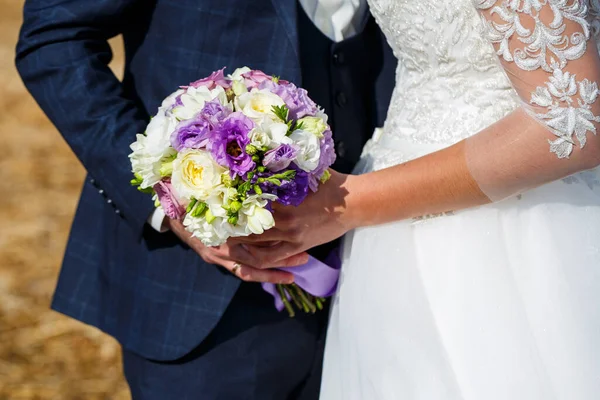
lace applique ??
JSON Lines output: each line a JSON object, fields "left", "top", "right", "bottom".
{"left": 474, "top": 0, "right": 600, "bottom": 158}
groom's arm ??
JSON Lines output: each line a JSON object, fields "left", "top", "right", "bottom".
{"left": 15, "top": 0, "right": 154, "bottom": 235}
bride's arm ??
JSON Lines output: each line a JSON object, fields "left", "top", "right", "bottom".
{"left": 240, "top": 1, "right": 600, "bottom": 263}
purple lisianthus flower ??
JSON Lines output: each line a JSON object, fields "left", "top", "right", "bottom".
{"left": 186, "top": 68, "right": 231, "bottom": 90}
{"left": 154, "top": 180, "right": 185, "bottom": 220}
{"left": 260, "top": 167, "right": 310, "bottom": 207}
{"left": 209, "top": 112, "right": 255, "bottom": 177}
{"left": 171, "top": 116, "right": 212, "bottom": 151}
{"left": 202, "top": 100, "right": 232, "bottom": 125}
{"left": 308, "top": 129, "right": 336, "bottom": 191}
{"left": 263, "top": 144, "right": 299, "bottom": 172}
{"left": 259, "top": 80, "right": 318, "bottom": 120}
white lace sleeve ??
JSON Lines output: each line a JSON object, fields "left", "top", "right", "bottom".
{"left": 465, "top": 0, "right": 600, "bottom": 201}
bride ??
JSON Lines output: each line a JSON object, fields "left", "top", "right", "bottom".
{"left": 246, "top": 0, "right": 600, "bottom": 398}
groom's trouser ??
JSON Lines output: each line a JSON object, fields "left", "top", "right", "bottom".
{"left": 122, "top": 282, "right": 328, "bottom": 399}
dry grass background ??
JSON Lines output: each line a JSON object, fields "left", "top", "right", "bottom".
{"left": 0, "top": 1, "right": 130, "bottom": 398}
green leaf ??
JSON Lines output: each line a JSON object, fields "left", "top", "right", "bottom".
{"left": 272, "top": 105, "right": 290, "bottom": 123}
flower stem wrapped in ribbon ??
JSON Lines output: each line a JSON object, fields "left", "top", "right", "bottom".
{"left": 129, "top": 67, "right": 339, "bottom": 316}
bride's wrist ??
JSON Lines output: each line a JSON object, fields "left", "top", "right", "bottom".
{"left": 339, "top": 173, "right": 369, "bottom": 231}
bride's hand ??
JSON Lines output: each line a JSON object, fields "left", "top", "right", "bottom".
{"left": 237, "top": 170, "right": 358, "bottom": 265}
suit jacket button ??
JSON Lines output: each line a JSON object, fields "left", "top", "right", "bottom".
{"left": 333, "top": 51, "right": 345, "bottom": 66}
{"left": 336, "top": 141, "right": 346, "bottom": 157}
{"left": 98, "top": 189, "right": 104, "bottom": 195}
{"left": 107, "top": 199, "right": 113, "bottom": 204}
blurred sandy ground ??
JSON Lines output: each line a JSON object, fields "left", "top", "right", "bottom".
{"left": 0, "top": 1, "right": 130, "bottom": 398}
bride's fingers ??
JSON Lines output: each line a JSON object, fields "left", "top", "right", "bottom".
{"left": 230, "top": 229, "right": 287, "bottom": 244}
{"left": 225, "top": 260, "right": 294, "bottom": 284}
{"left": 243, "top": 243, "right": 308, "bottom": 269}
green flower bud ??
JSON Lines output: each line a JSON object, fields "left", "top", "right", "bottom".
{"left": 229, "top": 201, "right": 243, "bottom": 213}
{"left": 257, "top": 166, "right": 266, "bottom": 173}
{"left": 252, "top": 154, "right": 260, "bottom": 163}
{"left": 159, "top": 160, "right": 174, "bottom": 178}
{"left": 222, "top": 172, "right": 235, "bottom": 187}
{"left": 186, "top": 198, "right": 198, "bottom": 214}
{"left": 245, "top": 144, "right": 258, "bottom": 155}
{"left": 227, "top": 215, "right": 239, "bottom": 225}
{"left": 319, "top": 170, "right": 331, "bottom": 184}
{"left": 253, "top": 184, "right": 263, "bottom": 195}
{"left": 191, "top": 202, "right": 208, "bottom": 218}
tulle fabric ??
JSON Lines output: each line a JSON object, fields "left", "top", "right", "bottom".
{"left": 321, "top": 177, "right": 600, "bottom": 399}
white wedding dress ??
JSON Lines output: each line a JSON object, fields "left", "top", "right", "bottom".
{"left": 321, "top": 1, "right": 600, "bottom": 399}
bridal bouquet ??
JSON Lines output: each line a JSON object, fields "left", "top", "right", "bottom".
{"left": 129, "top": 67, "right": 340, "bottom": 316}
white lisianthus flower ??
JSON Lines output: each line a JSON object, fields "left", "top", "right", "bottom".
{"left": 297, "top": 116, "right": 327, "bottom": 138}
{"left": 161, "top": 88, "right": 185, "bottom": 109}
{"left": 172, "top": 86, "right": 228, "bottom": 120}
{"left": 171, "top": 149, "right": 226, "bottom": 201}
{"left": 228, "top": 66, "right": 251, "bottom": 82}
{"left": 235, "top": 89, "right": 285, "bottom": 123}
{"left": 232, "top": 80, "right": 248, "bottom": 96}
{"left": 289, "top": 129, "right": 321, "bottom": 172}
{"left": 260, "top": 120, "right": 293, "bottom": 148}
{"left": 238, "top": 195, "right": 276, "bottom": 235}
{"left": 249, "top": 129, "right": 271, "bottom": 148}
{"left": 129, "top": 107, "right": 179, "bottom": 188}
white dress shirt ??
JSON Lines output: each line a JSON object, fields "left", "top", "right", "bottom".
{"left": 299, "top": 0, "right": 368, "bottom": 42}
{"left": 149, "top": 0, "right": 368, "bottom": 232}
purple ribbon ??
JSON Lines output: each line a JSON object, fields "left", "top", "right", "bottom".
{"left": 262, "top": 251, "right": 341, "bottom": 312}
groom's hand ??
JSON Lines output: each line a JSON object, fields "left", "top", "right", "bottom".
{"left": 166, "top": 218, "right": 303, "bottom": 284}
{"left": 237, "top": 170, "right": 355, "bottom": 266}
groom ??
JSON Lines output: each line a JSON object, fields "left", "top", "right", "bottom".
{"left": 16, "top": 0, "right": 396, "bottom": 398}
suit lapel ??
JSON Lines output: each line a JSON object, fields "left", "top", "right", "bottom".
{"left": 270, "top": 0, "right": 300, "bottom": 60}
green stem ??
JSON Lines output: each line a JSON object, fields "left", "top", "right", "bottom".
{"left": 284, "top": 285, "right": 303, "bottom": 310}
{"left": 292, "top": 284, "right": 316, "bottom": 313}
{"left": 276, "top": 284, "right": 295, "bottom": 318}
{"left": 315, "top": 297, "right": 323, "bottom": 311}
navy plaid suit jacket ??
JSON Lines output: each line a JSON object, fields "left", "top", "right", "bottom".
{"left": 15, "top": 0, "right": 395, "bottom": 361}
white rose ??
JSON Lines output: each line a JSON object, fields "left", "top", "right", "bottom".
{"left": 289, "top": 129, "right": 321, "bottom": 172}
{"left": 171, "top": 149, "right": 226, "bottom": 201}
{"left": 235, "top": 89, "right": 285, "bottom": 122}
{"left": 172, "top": 86, "right": 227, "bottom": 120}
{"left": 228, "top": 66, "right": 251, "bottom": 82}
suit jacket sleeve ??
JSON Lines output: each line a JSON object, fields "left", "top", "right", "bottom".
{"left": 15, "top": 0, "right": 155, "bottom": 235}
